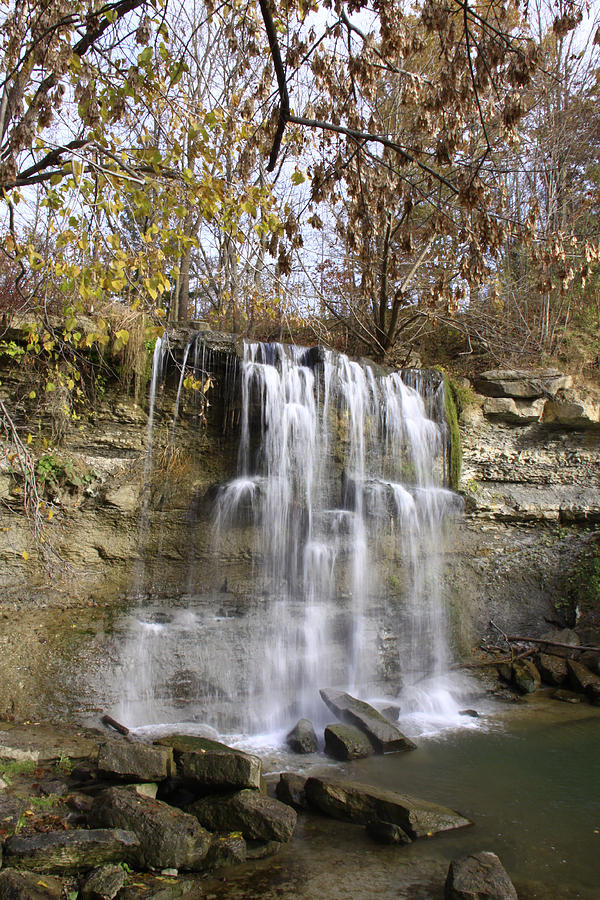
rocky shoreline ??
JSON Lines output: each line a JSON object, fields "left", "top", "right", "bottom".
{"left": 0, "top": 712, "right": 511, "bottom": 900}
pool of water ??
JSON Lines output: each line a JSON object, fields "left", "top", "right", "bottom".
{"left": 192, "top": 695, "right": 600, "bottom": 899}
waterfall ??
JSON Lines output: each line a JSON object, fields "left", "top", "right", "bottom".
{"left": 114, "top": 338, "right": 463, "bottom": 735}
{"left": 211, "top": 342, "right": 460, "bottom": 731}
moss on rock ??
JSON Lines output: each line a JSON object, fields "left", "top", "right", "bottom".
{"left": 443, "top": 375, "right": 462, "bottom": 491}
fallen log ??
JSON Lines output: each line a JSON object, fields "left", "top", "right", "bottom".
{"left": 505, "top": 635, "right": 600, "bottom": 653}
{"left": 101, "top": 714, "right": 129, "bottom": 736}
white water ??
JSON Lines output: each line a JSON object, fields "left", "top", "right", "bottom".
{"left": 114, "top": 340, "right": 467, "bottom": 736}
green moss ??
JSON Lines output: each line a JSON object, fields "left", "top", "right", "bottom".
{"left": 443, "top": 375, "right": 462, "bottom": 491}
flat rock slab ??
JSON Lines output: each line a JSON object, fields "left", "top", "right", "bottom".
{"left": 324, "top": 723, "right": 376, "bottom": 760}
{"left": 0, "top": 724, "right": 99, "bottom": 764}
{"left": 304, "top": 777, "right": 472, "bottom": 839}
{"left": 98, "top": 738, "right": 174, "bottom": 782}
{"left": 91, "top": 786, "right": 211, "bottom": 871}
{"left": 189, "top": 789, "right": 297, "bottom": 843}
{"left": 155, "top": 736, "right": 261, "bottom": 790}
{"left": 473, "top": 369, "right": 571, "bottom": 399}
{"left": 445, "top": 851, "right": 518, "bottom": 899}
{"left": 4, "top": 828, "right": 140, "bottom": 873}
{"left": 319, "top": 689, "right": 416, "bottom": 753}
{"left": 286, "top": 718, "right": 318, "bottom": 754}
{"left": 0, "top": 868, "right": 66, "bottom": 899}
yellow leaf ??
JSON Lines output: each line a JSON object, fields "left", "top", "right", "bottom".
{"left": 48, "top": 510, "right": 53, "bottom": 521}
{"left": 22, "top": 550, "right": 29, "bottom": 560}
{"left": 28, "top": 391, "right": 36, "bottom": 400}
{"left": 26, "top": 433, "right": 32, "bottom": 444}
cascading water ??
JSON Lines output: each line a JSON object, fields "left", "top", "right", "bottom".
{"left": 113, "top": 338, "right": 466, "bottom": 737}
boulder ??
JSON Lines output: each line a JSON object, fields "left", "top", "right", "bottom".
{"left": 482, "top": 397, "right": 545, "bottom": 424}
{"left": 304, "top": 777, "right": 471, "bottom": 838}
{"left": 512, "top": 660, "right": 541, "bottom": 694}
{"left": 473, "top": 369, "right": 571, "bottom": 399}
{"left": 0, "top": 868, "right": 65, "bottom": 899}
{"left": 275, "top": 772, "right": 309, "bottom": 811}
{"left": 80, "top": 864, "right": 127, "bottom": 900}
{"left": 155, "top": 736, "right": 261, "bottom": 790}
{"left": 97, "top": 738, "right": 174, "bottom": 782}
{"left": 445, "top": 850, "right": 518, "bottom": 899}
{"left": 324, "top": 723, "right": 376, "bottom": 760}
{"left": 204, "top": 833, "right": 247, "bottom": 870}
{"left": 90, "top": 786, "right": 211, "bottom": 871}
{"left": 567, "top": 659, "right": 600, "bottom": 694}
{"left": 188, "top": 789, "right": 297, "bottom": 843}
{"left": 319, "top": 689, "right": 416, "bottom": 753}
{"left": 543, "top": 390, "right": 599, "bottom": 429}
{"left": 365, "top": 820, "right": 412, "bottom": 845}
{"left": 3, "top": 829, "right": 140, "bottom": 874}
{"left": 536, "top": 653, "right": 568, "bottom": 686}
{"left": 285, "top": 718, "right": 318, "bottom": 754}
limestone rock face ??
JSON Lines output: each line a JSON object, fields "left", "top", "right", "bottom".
{"left": 319, "top": 689, "right": 416, "bottom": 753}
{"left": 304, "top": 777, "right": 472, "bottom": 838}
{"left": 90, "top": 786, "right": 211, "bottom": 871}
{"left": 155, "top": 736, "right": 262, "bottom": 790}
{"left": 4, "top": 829, "right": 140, "bottom": 873}
{"left": 188, "top": 789, "right": 297, "bottom": 843}
{"left": 445, "top": 851, "right": 518, "bottom": 900}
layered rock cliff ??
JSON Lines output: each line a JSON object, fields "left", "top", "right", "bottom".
{"left": 0, "top": 331, "right": 598, "bottom": 719}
